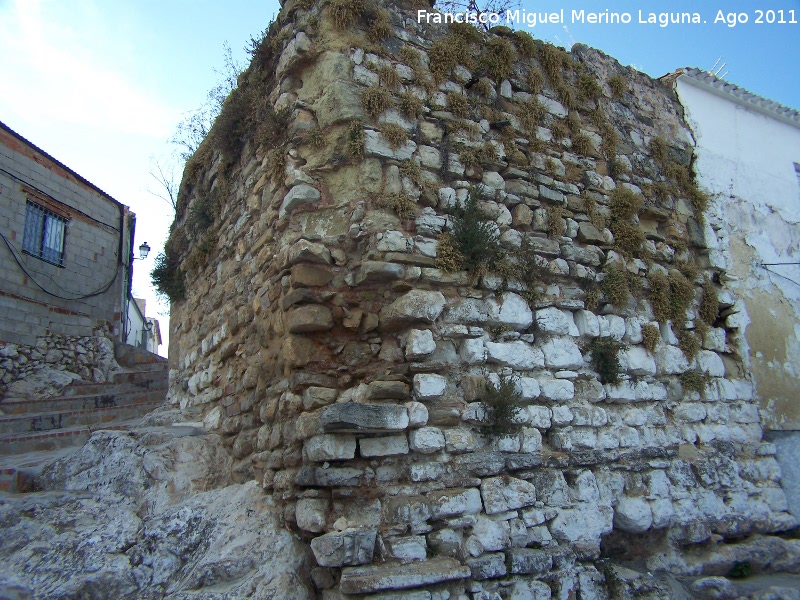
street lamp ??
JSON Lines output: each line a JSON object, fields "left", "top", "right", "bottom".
{"left": 133, "top": 242, "right": 151, "bottom": 261}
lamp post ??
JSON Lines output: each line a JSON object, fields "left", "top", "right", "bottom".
{"left": 133, "top": 241, "right": 151, "bottom": 261}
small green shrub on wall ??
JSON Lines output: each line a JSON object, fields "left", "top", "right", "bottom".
{"left": 436, "top": 194, "right": 500, "bottom": 280}
{"left": 588, "top": 337, "right": 625, "bottom": 384}
{"left": 483, "top": 372, "right": 522, "bottom": 435}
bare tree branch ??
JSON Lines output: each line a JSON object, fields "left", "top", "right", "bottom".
{"left": 147, "top": 155, "right": 179, "bottom": 212}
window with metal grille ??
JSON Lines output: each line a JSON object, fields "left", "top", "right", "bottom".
{"left": 22, "top": 200, "right": 67, "bottom": 267}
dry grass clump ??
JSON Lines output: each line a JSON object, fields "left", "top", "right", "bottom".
{"left": 330, "top": 0, "right": 365, "bottom": 29}
{"left": 584, "top": 286, "right": 600, "bottom": 311}
{"left": 602, "top": 266, "right": 631, "bottom": 309}
{"left": 678, "top": 329, "right": 701, "bottom": 361}
{"left": 347, "top": 120, "right": 364, "bottom": 158}
{"left": 446, "top": 92, "right": 470, "bottom": 119}
{"left": 551, "top": 120, "right": 569, "bottom": 141}
{"left": 398, "top": 90, "right": 424, "bottom": 118}
{"left": 611, "top": 220, "right": 645, "bottom": 258}
{"left": 610, "top": 187, "right": 643, "bottom": 220}
{"left": 527, "top": 68, "right": 544, "bottom": 94}
{"left": 567, "top": 111, "right": 581, "bottom": 132}
{"left": 578, "top": 74, "right": 602, "bottom": 100}
{"left": 435, "top": 232, "right": 467, "bottom": 272}
{"left": 380, "top": 123, "right": 408, "bottom": 149}
{"left": 307, "top": 127, "right": 325, "bottom": 149}
{"left": 641, "top": 323, "right": 660, "bottom": 353}
{"left": 516, "top": 98, "right": 546, "bottom": 135}
{"left": 429, "top": 34, "right": 470, "bottom": 82}
{"left": 376, "top": 192, "right": 416, "bottom": 219}
{"left": 680, "top": 369, "right": 706, "bottom": 393}
{"left": 512, "top": 30, "right": 538, "bottom": 59}
{"left": 608, "top": 74, "right": 627, "bottom": 98}
{"left": 361, "top": 85, "right": 393, "bottom": 118}
{"left": 557, "top": 84, "right": 579, "bottom": 111}
{"left": 481, "top": 37, "right": 515, "bottom": 82}
{"left": 265, "top": 148, "right": 287, "bottom": 183}
{"left": 377, "top": 65, "right": 400, "bottom": 90}
{"left": 398, "top": 45, "right": 420, "bottom": 67}
{"left": 649, "top": 136, "right": 669, "bottom": 165}
{"left": 699, "top": 280, "right": 719, "bottom": 324}
{"left": 540, "top": 43, "right": 570, "bottom": 82}
{"left": 546, "top": 205, "right": 566, "bottom": 238}
{"left": 600, "top": 124, "right": 619, "bottom": 160}
{"left": 399, "top": 160, "right": 422, "bottom": 186}
{"left": 571, "top": 132, "right": 593, "bottom": 156}
{"left": 474, "top": 77, "right": 494, "bottom": 98}
{"left": 649, "top": 270, "right": 695, "bottom": 323}
{"left": 367, "top": 7, "right": 392, "bottom": 42}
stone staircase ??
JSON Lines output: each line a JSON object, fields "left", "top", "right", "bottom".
{"left": 0, "top": 345, "right": 168, "bottom": 492}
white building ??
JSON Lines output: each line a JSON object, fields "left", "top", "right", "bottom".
{"left": 667, "top": 68, "right": 800, "bottom": 514}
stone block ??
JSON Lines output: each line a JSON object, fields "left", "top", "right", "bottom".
{"left": 575, "top": 310, "right": 600, "bottom": 337}
{"left": 368, "top": 380, "right": 411, "bottom": 400}
{"left": 311, "top": 71, "right": 362, "bottom": 126}
{"left": 305, "top": 434, "right": 357, "bottom": 461}
{"left": 279, "top": 184, "right": 321, "bottom": 218}
{"left": 409, "top": 427, "right": 446, "bottom": 454}
{"left": 287, "top": 305, "right": 333, "bottom": 333}
{"left": 614, "top": 497, "right": 653, "bottom": 533}
{"left": 360, "top": 435, "right": 409, "bottom": 457}
{"left": 338, "top": 558, "right": 470, "bottom": 594}
{"left": 481, "top": 476, "right": 537, "bottom": 514}
{"left": 507, "top": 548, "right": 553, "bottom": 575}
{"left": 541, "top": 338, "right": 584, "bottom": 369}
{"left": 466, "top": 553, "right": 507, "bottom": 580}
{"left": 413, "top": 373, "right": 447, "bottom": 400}
{"left": 296, "top": 498, "right": 329, "bottom": 532}
{"left": 486, "top": 292, "right": 533, "bottom": 330}
{"left": 517, "top": 377, "right": 540, "bottom": 400}
{"left": 549, "top": 505, "right": 613, "bottom": 543}
{"left": 427, "top": 487, "right": 483, "bottom": 518}
{"left": 303, "top": 386, "right": 338, "bottom": 410}
{"left": 291, "top": 263, "right": 334, "bottom": 287}
{"left": 310, "top": 529, "right": 377, "bottom": 567}
{"left": 295, "top": 466, "right": 365, "bottom": 487}
{"left": 535, "top": 307, "right": 575, "bottom": 336}
{"left": 621, "top": 346, "right": 656, "bottom": 376}
{"left": 380, "top": 290, "right": 446, "bottom": 328}
{"left": 460, "top": 338, "right": 486, "bottom": 364}
{"left": 405, "top": 401, "right": 429, "bottom": 427}
{"left": 485, "top": 341, "right": 545, "bottom": 370}
{"left": 656, "top": 345, "right": 689, "bottom": 375}
{"left": 406, "top": 329, "right": 436, "bottom": 359}
{"left": 319, "top": 402, "right": 409, "bottom": 433}
{"left": 382, "top": 535, "right": 427, "bottom": 562}
{"left": 364, "top": 129, "right": 417, "bottom": 160}
{"left": 539, "top": 379, "right": 574, "bottom": 401}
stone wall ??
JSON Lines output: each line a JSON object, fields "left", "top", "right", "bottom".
{"left": 165, "top": 1, "right": 797, "bottom": 597}
{"left": 0, "top": 327, "right": 119, "bottom": 399}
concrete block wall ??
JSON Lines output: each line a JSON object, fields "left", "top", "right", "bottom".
{"left": 0, "top": 123, "right": 129, "bottom": 346}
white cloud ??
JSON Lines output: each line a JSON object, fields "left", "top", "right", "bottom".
{"left": 0, "top": 0, "right": 177, "bottom": 139}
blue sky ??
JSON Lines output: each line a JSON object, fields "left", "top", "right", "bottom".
{"left": 0, "top": 0, "right": 797, "bottom": 353}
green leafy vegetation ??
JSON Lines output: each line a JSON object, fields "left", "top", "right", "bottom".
{"left": 589, "top": 337, "right": 624, "bottom": 384}
{"left": 483, "top": 372, "right": 523, "bottom": 435}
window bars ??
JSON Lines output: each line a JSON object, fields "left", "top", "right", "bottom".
{"left": 22, "top": 200, "right": 67, "bottom": 266}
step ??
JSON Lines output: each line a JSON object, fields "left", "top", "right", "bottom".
{"left": 0, "top": 424, "right": 134, "bottom": 456}
{"left": 111, "top": 369, "right": 169, "bottom": 387}
{"left": 0, "top": 447, "right": 79, "bottom": 493}
{"left": 55, "top": 376, "right": 168, "bottom": 399}
{"left": 0, "top": 401, "right": 163, "bottom": 436}
{"left": 0, "top": 388, "right": 167, "bottom": 416}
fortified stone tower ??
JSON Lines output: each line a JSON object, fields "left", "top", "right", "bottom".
{"left": 161, "top": 0, "right": 798, "bottom": 596}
